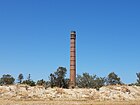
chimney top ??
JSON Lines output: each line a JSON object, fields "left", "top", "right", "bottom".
{"left": 71, "top": 31, "right": 76, "bottom": 34}
{"left": 70, "top": 31, "right": 76, "bottom": 39}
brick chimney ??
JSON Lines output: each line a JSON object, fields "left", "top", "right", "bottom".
{"left": 69, "top": 31, "right": 76, "bottom": 88}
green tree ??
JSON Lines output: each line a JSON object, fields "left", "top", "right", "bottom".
{"left": 76, "top": 73, "right": 105, "bottom": 89}
{"left": 0, "top": 74, "right": 15, "bottom": 85}
{"left": 106, "top": 72, "right": 122, "bottom": 85}
{"left": 36, "top": 79, "right": 46, "bottom": 86}
{"left": 22, "top": 80, "right": 36, "bottom": 86}
{"left": 94, "top": 77, "right": 106, "bottom": 90}
{"left": 54, "top": 67, "right": 67, "bottom": 87}
{"left": 136, "top": 72, "right": 140, "bottom": 85}
{"left": 63, "top": 78, "right": 70, "bottom": 88}
{"left": 27, "top": 74, "right": 31, "bottom": 81}
{"left": 50, "top": 73, "right": 56, "bottom": 88}
{"left": 49, "top": 67, "right": 67, "bottom": 88}
{"left": 76, "top": 73, "right": 96, "bottom": 88}
{"left": 0, "top": 78, "right": 2, "bottom": 85}
{"left": 18, "top": 73, "right": 24, "bottom": 84}
{"left": 22, "top": 74, "right": 35, "bottom": 86}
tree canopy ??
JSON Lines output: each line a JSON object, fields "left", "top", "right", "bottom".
{"left": 49, "top": 67, "right": 69, "bottom": 88}
{"left": 76, "top": 73, "right": 105, "bottom": 90}
{"left": 0, "top": 74, "right": 15, "bottom": 85}
{"left": 106, "top": 72, "right": 122, "bottom": 85}
{"left": 18, "top": 73, "right": 24, "bottom": 84}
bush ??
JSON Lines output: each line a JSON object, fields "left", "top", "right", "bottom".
{"left": 22, "top": 74, "right": 36, "bottom": 86}
{"left": 36, "top": 79, "right": 46, "bottom": 86}
{"left": 0, "top": 74, "right": 15, "bottom": 85}
{"left": 22, "top": 80, "right": 36, "bottom": 86}
{"left": 76, "top": 73, "right": 96, "bottom": 88}
{"left": 18, "top": 73, "right": 24, "bottom": 84}
{"left": 136, "top": 72, "right": 140, "bottom": 84}
{"left": 76, "top": 73, "right": 105, "bottom": 90}
{"left": 106, "top": 72, "right": 122, "bottom": 85}
{"left": 49, "top": 67, "right": 68, "bottom": 88}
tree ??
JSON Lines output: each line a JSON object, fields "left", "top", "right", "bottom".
{"left": 94, "top": 77, "right": 106, "bottom": 90}
{"left": 0, "top": 78, "right": 3, "bottom": 85}
{"left": 136, "top": 72, "right": 140, "bottom": 85}
{"left": 76, "top": 73, "right": 96, "bottom": 88}
{"left": 18, "top": 73, "right": 24, "bottom": 84}
{"left": 36, "top": 79, "right": 46, "bottom": 86}
{"left": 49, "top": 67, "right": 67, "bottom": 88}
{"left": 54, "top": 67, "right": 67, "bottom": 87}
{"left": 76, "top": 73, "right": 105, "bottom": 89}
{"left": 22, "top": 74, "right": 35, "bottom": 86}
{"left": 50, "top": 73, "right": 56, "bottom": 88}
{"left": 22, "top": 80, "right": 36, "bottom": 86}
{"left": 106, "top": 72, "right": 122, "bottom": 85}
{"left": 27, "top": 74, "right": 31, "bottom": 81}
{"left": 0, "top": 74, "right": 15, "bottom": 85}
{"left": 63, "top": 78, "right": 70, "bottom": 88}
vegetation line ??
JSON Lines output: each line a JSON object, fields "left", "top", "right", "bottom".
{"left": 0, "top": 67, "right": 140, "bottom": 89}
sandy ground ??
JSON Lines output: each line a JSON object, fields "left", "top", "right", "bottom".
{"left": 0, "top": 100, "right": 140, "bottom": 105}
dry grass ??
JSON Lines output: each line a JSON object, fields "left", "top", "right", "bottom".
{"left": 0, "top": 100, "right": 140, "bottom": 105}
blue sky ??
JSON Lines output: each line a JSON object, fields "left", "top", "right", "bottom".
{"left": 0, "top": 0, "right": 140, "bottom": 83}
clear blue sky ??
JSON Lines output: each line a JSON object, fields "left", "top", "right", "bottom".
{"left": 0, "top": 0, "right": 140, "bottom": 83}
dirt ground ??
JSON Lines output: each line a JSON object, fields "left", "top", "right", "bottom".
{"left": 0, "top": 100, "right": 140, "bottom": 105}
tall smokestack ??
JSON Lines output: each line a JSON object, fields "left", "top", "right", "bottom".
{"left": 70, "top": 31, "right": 76, "bottom": 88}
